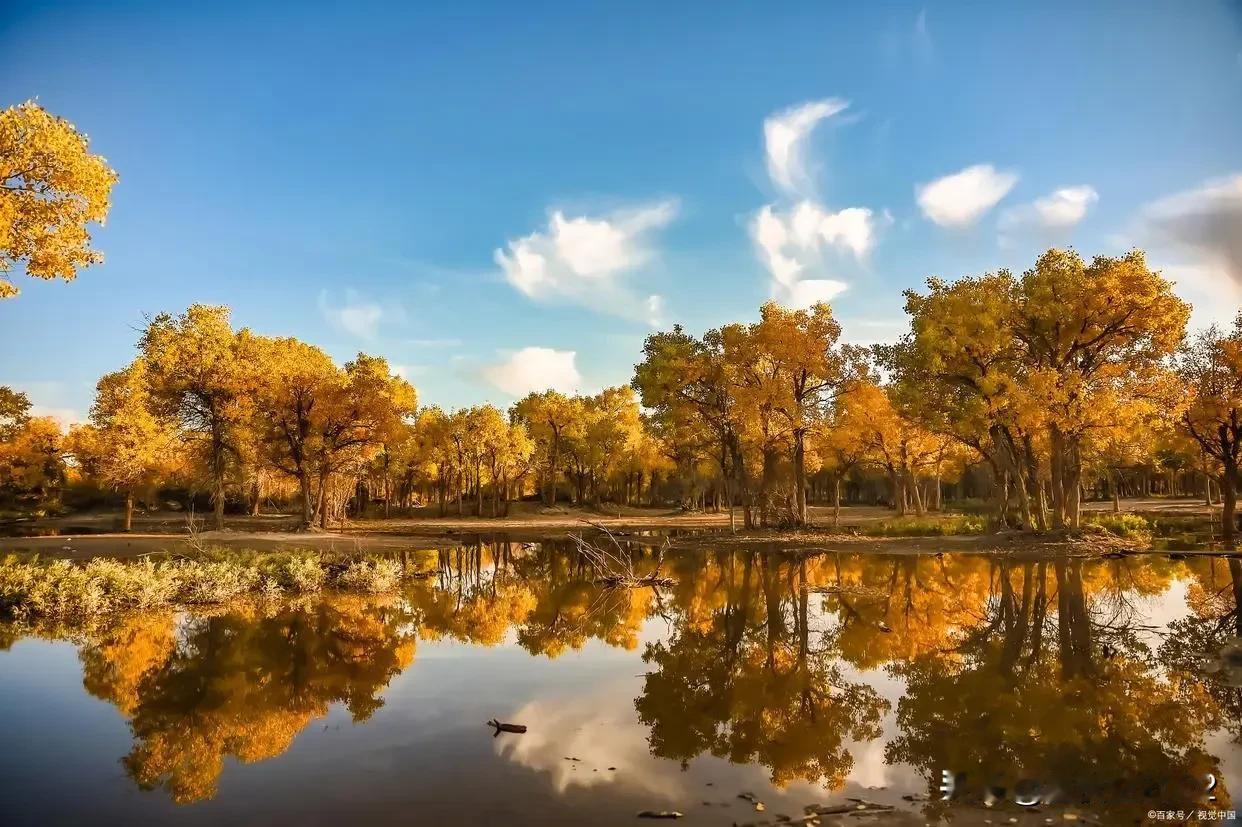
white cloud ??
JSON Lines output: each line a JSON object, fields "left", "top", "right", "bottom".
{"left": 318, "top": 289, "right": 394, "bottom": 340}
{"left": 1001, "top": 185, "right": 1098, "bottom": 232}
{"left": 1143, "top": 174, "right": 1242, "bottom": 290}
{"left": 751, "top": 202, "right": 875, "bottom": 307}
{"left": 752, "top": 99, "right": 878, "bottom": 308}
{"left": 481, "top": 347, "right": 581, "bottom": 397}
{"left": 764, "top": 98, "right": 849, "bottom": 197}
{"left": 644, "top": 294, "right": 665, "bottom": 328}
{"left": 1162, "top": 261, "right": 1242, "bottom": 332}
{"left": 495, "top": 201, "right": 677, "bottom": 324}
{"left": 917, "top": 164, "right": 1019, "bottom": 227}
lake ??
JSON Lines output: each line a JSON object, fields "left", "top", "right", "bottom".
{"left": 2, "top": 542, "right": 1240, "bottom": 825}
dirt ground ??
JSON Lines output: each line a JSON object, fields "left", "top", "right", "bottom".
{"left": 0, "top": 498, "right": 1220, "bottom": 560}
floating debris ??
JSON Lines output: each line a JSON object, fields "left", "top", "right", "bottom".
{"left": 636, "top": 810, "right": 683, "bottom": 819}
{"left": 486, "top": 719, "right": 526, "bottom": 735}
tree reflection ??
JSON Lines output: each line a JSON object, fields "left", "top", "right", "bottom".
{"left": 885, "top": 555, "right": 1227, "bottom": 822}
{"left": 637, "top": 552, "right": 888, "bottom": 787}
{"left": 4, "top": 540, "right": 1235, "bottom": 817}
{"left": 78, "top": 596, "right": 416, "bottom": 803}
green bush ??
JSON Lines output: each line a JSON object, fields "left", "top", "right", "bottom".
{"left": 1083, "top": 512, "right": 1152, "bottom": 539}
{"left": 862, "top": 514, "right": 987, "bottom": 537}
{"left": 279, "top": 554, "right": 328, "bottom": 592}
{"left": 337, "top": 559, "right": 403, "bottom": 593}
{"left": 0, "top": 548, "right": 416, "bottom": 621}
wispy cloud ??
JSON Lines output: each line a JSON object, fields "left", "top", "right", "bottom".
{"left": 917, "top": 164, "right": 1018, "bottom": 228}
{"left": 480, "top": 346, "right": 581, "bottom": 397}
{"left": 318, "top": 289, "right": 401, "bottom": 340}
{"left": 764, "top": 98, "right": 849, "bottom": 198}
{"left": 495, "top": 201, "right": 677, "bottom": 326}
{"left": 751, "top": 99, "right": 879, "bottom": 309}
{"left": 998, "top": 185, "right": 1098, "bottom": 243}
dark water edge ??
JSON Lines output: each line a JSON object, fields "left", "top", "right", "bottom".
{"left": 2, "top": 544, "right": 1242, "bottom": 826}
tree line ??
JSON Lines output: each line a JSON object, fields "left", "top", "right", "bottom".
{"left": 4, "top": 248, "right": 1242, "bottom": 543}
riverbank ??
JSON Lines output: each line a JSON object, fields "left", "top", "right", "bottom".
{"left": 0, "top": 498, "right": 1223, "bottom": 560}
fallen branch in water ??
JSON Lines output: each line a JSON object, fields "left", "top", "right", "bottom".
{"left": 636, "top": 811, "right": 683, "bottom": 819}
{"left": 487, "top": 719, "right": 526, "bottom": 735}
{"left": 571, "top": 527, "right": 674, "bottom": 588}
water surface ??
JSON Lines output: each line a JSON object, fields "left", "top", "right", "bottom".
{"left": 2, "top": 544, "right": 1241, "bottom": 825}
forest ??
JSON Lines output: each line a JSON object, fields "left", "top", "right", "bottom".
{"left": 3, "top": 249, "right": 1241, "bottom": 545}
{"left": 4, "top": 101, "right": 1242, "bottom": 544}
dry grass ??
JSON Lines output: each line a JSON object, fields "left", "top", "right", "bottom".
{"left": 0, "top": 546, "right": 431, "bottom": 621}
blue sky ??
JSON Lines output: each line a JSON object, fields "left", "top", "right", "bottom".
{"left": 2, "top": 0, "right": 1241, "bottom": 423}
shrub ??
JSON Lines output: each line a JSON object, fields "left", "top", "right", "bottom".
{"left": 177, "top": 560, "right": 260, "bottom": 604}
{"left": 0, "top": 547, "right": 413, "bottom": 622}
{"left": 335, "top": 558, "right": 403, "bottom": 593}
{"left": 1083, "top": 512, "right": 1152, "bottom": 539}
{"left": 862, "top": 514, "right": 987, "bottom": 537}
{"left": 279, "top": 554, "right": 328, "bottom": 592}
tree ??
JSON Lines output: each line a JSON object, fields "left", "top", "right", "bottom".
{"left": 1178, "top": 319, "right": 1242, "bottom": 549}
{"left": 885, "top": 249, "right": 1189, "bottom": 530}
{"left": 748, "top": 302, "right": 851, "bottom": 525}
{"left": 140, "top": 305, "right": 251, "bottom": 530}
{"left": 0, "top": 101, "right": 118, "bottom": 298}
{"left": 634, "top": 325, "right": 749, "bottom": 528}
{"left": 248, "top": 336, "right": 341, "bottom": 529}
{"left": 0, "top": 386, "right": 32, "bottom": 438}
{"left": 1013, "top": 250, "right": 1189, "bottom": 528}
{"left": 308, "top": 354, "right": 416, "bottom": 528}
{"left": 0, "top": 415, "right": 65, "bottom": 505}
{"left": 68, "top": 359, "right": 182, "bottom": 530}
{"left": 512, "top": 390, "right": 580, "bottom": 506}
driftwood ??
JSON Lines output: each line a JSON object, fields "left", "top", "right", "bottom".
{"left": 804, "top": 800, "right": 894, "bottom": 816}
{"left": 636, "top": 811, "right": 683, "bottom": 819}
{"left": 487, "top": 719, "right": 526, "bottom": 735}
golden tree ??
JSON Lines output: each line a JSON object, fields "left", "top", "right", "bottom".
{"left": 0, "top": 101, "right": 118, "bottom": 298}
{"left": 139, "top": 305, "right": 252, "bottom": 530}
{"left": 1179, "top": 318, "right": 1242, "bottom": 548}
{"left": 511, "top": 390, "right": 581, "bottom": 506}
{"left": 68, "top": 359, "right": 182, "bottom": 530}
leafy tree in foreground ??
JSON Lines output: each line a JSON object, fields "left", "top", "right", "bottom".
{"left": 0, "top": 101, "right": 117, "bottom": 298}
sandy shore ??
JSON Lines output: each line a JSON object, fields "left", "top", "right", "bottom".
{"left": 0, "top": 498, "right": 1222, "bottom": 560}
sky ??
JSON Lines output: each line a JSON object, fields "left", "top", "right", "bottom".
{"left": 2, "top": 0, "right": 1241, "bottom": 424}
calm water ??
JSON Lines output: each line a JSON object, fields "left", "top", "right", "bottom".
{"left": 3, "top": 544, "right": 1241, "bottom": 826}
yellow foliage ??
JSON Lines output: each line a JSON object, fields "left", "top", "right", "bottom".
{"left": 0, "top": 101, "right": 117, "bottom": 297}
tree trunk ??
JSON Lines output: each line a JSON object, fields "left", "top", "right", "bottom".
{"left": 793, "top": 430, "right": 808, "bottom": 526}
{"left": 213, "top": 475, "right": 226, "bottom": 531}
{"left": 124, "top": 490, "right": 134, "bottom": 532}
{"left": 1223, "top": 468, "right": 1238, "bottom": 551}
{"left": 890, "top": 471, "right": 906, "bottom": 516}
{"left": 910, "top": 472, "right": 925, "bottom": 515}
{"left": 476, "top": 460, "right": 484, "bottom": 516}
{"left": 316, "top": 470, "right": 329, "bottom": 529}
{"left": 1049, "top": 426, "right": 1066, "bottom": 529}
{"left": 832, "top": 476, "right": 841, "bottom": 528}
{"left": 298, "top": 470, "right": 315, "bottom": 529}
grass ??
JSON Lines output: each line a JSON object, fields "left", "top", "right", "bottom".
{"left": 1082, "top": 512, "right": 1153, "bottom": 540}
{"left": 0, "top": 546, "right": 430, "bottom": 622}
{"left": 859, "top": 514, "right": 988, "bottom": 537}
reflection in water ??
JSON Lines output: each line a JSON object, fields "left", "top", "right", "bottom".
{"left": 79, "top": 596, "right": 416, "bottom": 802}
{"left": 4, "top": 540, "right": 1242, "bottom": 823}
